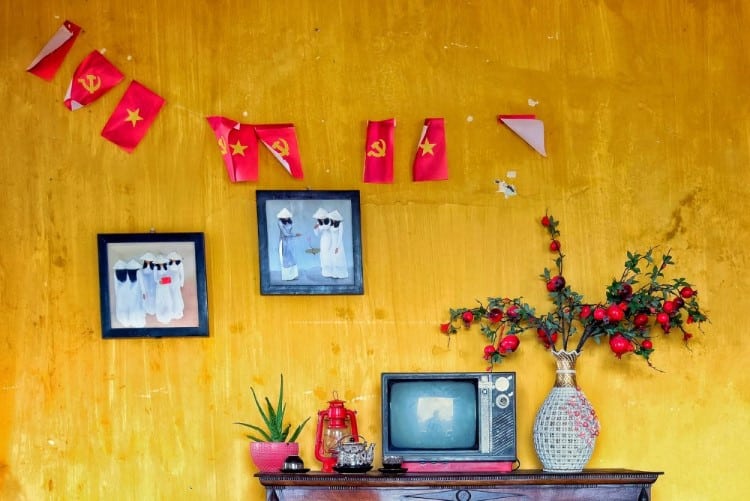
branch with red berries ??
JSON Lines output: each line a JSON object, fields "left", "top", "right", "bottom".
{"left": 440, "top": 213, "right": 709, "bottom": 371}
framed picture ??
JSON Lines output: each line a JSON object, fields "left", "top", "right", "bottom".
{"left": 256, "top": 190, "right": 364, "bottom": 295}
{"left": 97, "top": 232, "right": 209, "bottom": 338}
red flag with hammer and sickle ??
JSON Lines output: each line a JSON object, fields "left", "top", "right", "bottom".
{"left": 412, "top": 118, "right": 448, "bottom": 182}
{"left": 64, "top": 51, "right": 124, "bottom": 111}
{"left": 101, "top": 81, "right": 165, "bottom": 153}
{"left": 254, "top": 124, "right": 304, "bottom": 179}
{"left": 26, "top": 20, "right": 82, "bottom": 81}
{"left": 205, "top": 116, "right": 259, "bottom": 182}
{"left": 363, "top": 118, "right": 395, "bottom": 183}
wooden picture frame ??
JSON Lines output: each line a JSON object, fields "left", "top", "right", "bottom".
{"left": 256, "top": 190, "right": 364, "bottom": 295}
{"left": 97, "top": 232, "right": 209, "bottom": 338}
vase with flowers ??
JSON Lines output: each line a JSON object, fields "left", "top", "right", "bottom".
{"left": 441, "top": 213, "right": 708, "bottom": 472}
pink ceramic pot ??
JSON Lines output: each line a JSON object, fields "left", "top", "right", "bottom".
{"left": 249, "top": 442, "right": 300, "bottom": 472}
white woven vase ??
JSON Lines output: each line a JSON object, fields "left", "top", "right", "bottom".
{"left": 533, "top": 350, "right": 600, "bottom": 473}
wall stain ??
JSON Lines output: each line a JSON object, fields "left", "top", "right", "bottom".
{"left": 664, "top": 190, "right": 698, "bottom": 241}
{"left": 335, "top": 307, "right": 354, "bottom": 320}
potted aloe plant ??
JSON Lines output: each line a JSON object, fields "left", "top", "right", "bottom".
{"left": 235, "top": 374, "right": 311, "bottom": 472}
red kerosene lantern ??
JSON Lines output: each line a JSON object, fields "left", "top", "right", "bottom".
{"left": 314, "top": 394, "right": 359, "bottom": 472}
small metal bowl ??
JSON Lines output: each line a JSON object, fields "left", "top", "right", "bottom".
{"left": 281, "top": 455, "right": 309, "bottom": 473}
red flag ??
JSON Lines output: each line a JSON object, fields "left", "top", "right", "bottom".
{"left": 205, "top": 116, "right": 259, "bottom": 182}
{"left": 412, "top": 118, "right": 448, "bottom": 181}
{"left": 254, "top": 124, "right": 304, "bottom": 179}
{"left": 363, "top": 118, "right": 395, "bottom": 183}
{"left": 101, "top": 81, "right": 165, "bottom": 153}
{"left": 64, "top": 51, "right": 124, "bottom": 110}
{"left": 27, "top": 20, "right": 82, "bottom": 81}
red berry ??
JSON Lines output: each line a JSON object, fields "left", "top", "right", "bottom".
{"left": 606, "top": 304, "right": 624, "bottom": 322}
{"left": 549, "top": 240, "right": 561, "bottom": 252}
{"left": 609, "top": 334, "right": 634, "bottom": 359}
{"left": 488, "top": 308, "right": 503, "bottom": 323}
{"left": 541, "top": 215, "right": 550, "bottom": 227}
{"left": 546, "top": 275, "right": 566, "bottom": 292}
{"left": 440, "top": 323, "right": 451, "bottom": 333}
{"left": 506, "top": 305, "right": 520, "bottom": 320}
{"left": 499, "top": 335, "right": 520, "bottom": 353}
{"left": 593, "top": 307, "right": 607, "bottom": 321}
{"left": 462, "top": 311, "right": 474, "bottom": 324}
{"left": 618, "top": 282, "right": 633, "bottom": 298}
{"left": 580, "top": 305, "right": 592, "bottom": 319}
{"left": 641, "top": 339, "right": 653, "bottom": 350}
{"left": 680, "top": 286, "right": 696, "bottom": 299}
{"left": 662, "top": 300, "right": 676, "bottom": 314}
{"left": 673, "top": 297, "right": 685, "bottom": 309}
{"left": 656, "top": 312, "right": 669, "bottom": 325}
{"left": 483, "top": 344, "right": 497, "bottom": 359}
{"left": 634, "top": 313, "right": 649, "bottom": 327}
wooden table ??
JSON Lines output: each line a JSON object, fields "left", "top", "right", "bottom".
{"left": 257, "top": 468, "right": 662, "bottom": 500}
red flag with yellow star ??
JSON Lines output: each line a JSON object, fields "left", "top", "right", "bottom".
{"left": 412, "top": 117, "right": 448, "bottom": 181}
{"left": 254, "top": 124, "right": 304, "bottom": 179}
{"left": 205, "top": 116, "right": 259, "bottom": 182}
{"left": 64, "top": 51, "right": 124, "bottom": 110}
{"left": 363, "top": 118, "right": 395, "bottom": 183}
{"left": 101, "top": 81, "right": 165, "bottom": 153}
{"left": 27, "top": 20, "right": 82, "bottom": 81}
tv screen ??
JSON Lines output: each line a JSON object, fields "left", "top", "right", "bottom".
{"left": 381, "top": 372, "right": 517, "bottom": 469}
{"left": 389, "top": 380, "right": 478, "bottom": 450}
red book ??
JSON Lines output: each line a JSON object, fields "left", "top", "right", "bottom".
{"left": 64, "top": 51, "right": 124, "bottom": 110}
{"left": 363, "top": 118, "right": 395, "bottom": 183}
{"left": 27, "top": 20, "right": 82, "bottom": 81}
{"left": 206, "top": 116, "right": 259, "bottom": 182}
{"left": 254, "top": 124, "right": 304, "bottom": 179}
{"left": 101, "top": 81, "right": 165, "bottom": 153}
{"left": 412, "top": 118, "right": 448, "bottom": 181}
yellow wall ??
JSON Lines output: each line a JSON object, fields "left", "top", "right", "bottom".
{"left": 1, "top": 1, "right": 748, "bottom": 499}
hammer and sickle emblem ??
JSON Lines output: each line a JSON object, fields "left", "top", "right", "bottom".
{"left": 367, "top": 139, "right": 387, "bottom": 158}
{"left": 271, "top": 138, "right": 290, "bottom": 157}
{"left": 78, "top": 74, "right": 102, "bottom": 94}
{"left": 218, "top": 137, "right": 228, "bottom": 155}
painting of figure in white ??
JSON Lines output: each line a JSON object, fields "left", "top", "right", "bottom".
{"left": 276, "top": 208, "right": 302, "bottom": 281}
{"left": 256, "top": 191, "right": 363, "bottom": 295}
{"left": 312, "top": 208, "right": 332, "bottom": 277}
{"left": 103, "top": 240, "right": 198, "bottom": 329}
{"left": 327, "top": 210, "right": 349, "bottom": 279}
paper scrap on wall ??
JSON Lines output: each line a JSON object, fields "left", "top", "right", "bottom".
{"left": 498, "top": 114, "right": 547, "bottom": 157}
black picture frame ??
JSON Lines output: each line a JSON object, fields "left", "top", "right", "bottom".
{"left": 97, "top": 232, "right": 209, "bottom": 338}
{"left": 256, "top": 190, "right": 364, "bottom": 295}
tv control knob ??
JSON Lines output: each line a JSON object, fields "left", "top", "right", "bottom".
{"left": 494, "top": 376, "right": 510, "bottom": 392}
{"left": 495, "top": 394, "right": 510, "bottom": 409}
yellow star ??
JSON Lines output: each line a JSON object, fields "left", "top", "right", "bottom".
{"left": 125, "top": 108, "right": 144, "bottom": 127}
{"left": 230, "top": 140, "right": 248, "bottom": 156}
{"left": 419, "top": 138, "right": 436, "bottom": 156}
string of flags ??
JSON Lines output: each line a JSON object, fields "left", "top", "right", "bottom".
{"left": 27, "top": 19, "right": 547, "bottom": 184}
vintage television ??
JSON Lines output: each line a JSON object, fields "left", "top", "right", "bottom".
{"left": 381, "top": 372, "right": 517, "bottom": 472}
